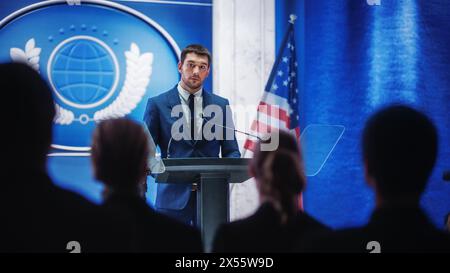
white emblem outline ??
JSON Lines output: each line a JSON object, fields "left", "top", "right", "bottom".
{"left": 93, "top": 43, "right": 153, "bottom": 122}
{"left": 10, "top": 38, "right": 40, "bottom": 71}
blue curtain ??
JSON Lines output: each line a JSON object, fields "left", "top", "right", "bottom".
{"left": 277, "top": 0, "right": 450, "bottom": 229}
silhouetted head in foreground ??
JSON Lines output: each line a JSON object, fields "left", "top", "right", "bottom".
{"left": 362, "top": 105, "right": 438, "bottom": 207}
{"left": 0, "top": 62, "right": 55, "bottom": 175}
{"left": 250, "top": 130, "right": 305, "bottom": 223}
{"left": 91, "top": 118, "right": 150, "bottom": 200}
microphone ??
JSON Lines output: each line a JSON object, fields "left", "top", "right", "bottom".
{"left": 200, "top": 114, "right": 261, "bottom": 141}
{"left": 166, "top": 114, "right": 262, "bottom": 158}
{"left": 444, "top": 171, "right": 450, "bottom": 182}
{"left": 166, "top": 135, "right": 174, "bottom": 159}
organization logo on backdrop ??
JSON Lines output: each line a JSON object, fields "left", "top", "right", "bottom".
{"left": 11, "top": 36, "right": 152, "bottom": 126}
{"left": 0, "top": 0, "right": 180, "bottom": 151}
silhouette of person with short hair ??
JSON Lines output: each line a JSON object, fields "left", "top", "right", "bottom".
{"left": 301, "top": 105, "right": 450, "bottom": 252}
{"left": 92, "top": 118, "right": 203, "bottom": 252}
{"left": 92, "top": 118, "right": 149, "bottom": 201}
{"left": 0, "top": 62, "right": 128, "bottom": 252}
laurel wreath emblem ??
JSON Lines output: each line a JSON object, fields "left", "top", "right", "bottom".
{"left": 94, "top": 43, "right": 153, "bottom": 121}
{"left": 10, "top": 39, "right": 41, "bottom": 71}
{"left": 10, "top": 39, "right": 153, "bottom": 125}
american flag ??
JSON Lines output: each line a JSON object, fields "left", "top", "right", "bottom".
{"left": 243, "top": 23, "right": 300, "bottom": 153}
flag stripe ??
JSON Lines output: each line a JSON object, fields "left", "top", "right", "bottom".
{"left": 250, "top": 120, "right": 283, "bottom": 134}
{"left": 262, "top": 92, "right": 290, "bottom": 110}
{"left": 255, "top": 110, "right": 290, "bottom": 130}
{"left": 257, "top": 102, "right": 290, "bottom": 127}
{"left": 243, "top": 139, "right": 256, "bottom": 151}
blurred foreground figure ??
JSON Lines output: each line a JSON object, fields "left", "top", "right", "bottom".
{"left": 213, "top": 130, "right": 330, "bottom": 252}
{"left": 92, "top": 118, "right": 203, "bottom": 252}
{"left": 0, "top": 63, "right": 129, "bottom": 252}
{"left": 301, "top": 105, "right": 450, "bottom": 253}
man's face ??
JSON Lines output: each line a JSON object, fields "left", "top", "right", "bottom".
{"left": 178, "top": 52, "right": 210, "bottom": 93}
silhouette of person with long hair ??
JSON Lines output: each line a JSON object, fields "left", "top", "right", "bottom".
{"left": 213, "top": 130, "right": 330, "bottom": 252}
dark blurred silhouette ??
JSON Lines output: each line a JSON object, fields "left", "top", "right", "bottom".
{"left": 0, "top": 62, "right": 129, "bottom": 252}
{"left": 92, "top": 118, "right": 203, "bottom": 252}
{"left": 301, "top": 105, "right": 450, "bottom": 253}
{"left": 212, "top": 130, "right": 330, "bottom": 252}
{"left": 445, "top": 213, "right": 450, "bottom": 233}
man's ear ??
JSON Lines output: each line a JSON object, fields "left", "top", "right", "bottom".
{"left": 177, "top": 61, "right": 183, "bottom": 73}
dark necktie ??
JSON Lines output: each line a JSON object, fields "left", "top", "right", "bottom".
{"left": 188, "top": 94, "right": 195, "bottom": 140}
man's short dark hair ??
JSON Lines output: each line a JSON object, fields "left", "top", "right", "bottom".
{"left": 362, "top": 105, "right": 438, "bottom": 200}
{"left": 363, "top": 105, "right": 438, "bottom": 198}
{"left": 180, "top": 44, "right": 211, "bottom": 66}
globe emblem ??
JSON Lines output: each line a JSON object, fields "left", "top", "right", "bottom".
{"left": 47, "top": 36, "right": 119, "bottom": 109}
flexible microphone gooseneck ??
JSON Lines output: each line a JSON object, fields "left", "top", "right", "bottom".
{"left": 201, "top": 114, "right": 261, "bottom": 141}
{"left": 166, "top": 135, "right": 174, "bottom": 159}
{"left": 166, "top": 114, "right": 261, "bottom": 158}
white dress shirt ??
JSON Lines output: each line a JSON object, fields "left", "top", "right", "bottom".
{"left": 177, "top": 83, "right": 203, "bottom": 138}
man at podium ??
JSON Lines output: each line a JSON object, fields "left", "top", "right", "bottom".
{"left": 143, "top": 44, "right": 241, "bottom": 226}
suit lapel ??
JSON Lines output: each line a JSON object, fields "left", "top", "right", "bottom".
{"left": 167, "top": 85, "right": 181, "bottom": 110}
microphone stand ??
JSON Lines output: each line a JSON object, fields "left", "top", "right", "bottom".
{"left": 201, "top": 114, "right": 261, "bottom": 141}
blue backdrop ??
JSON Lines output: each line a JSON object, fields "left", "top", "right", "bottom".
{"left": 277, "top": 0, "right": 450, "bottom": 229}
{"left": 0, "top": 0, "right": 212, "bottom": 206}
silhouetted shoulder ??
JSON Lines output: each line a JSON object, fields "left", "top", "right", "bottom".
{"left": 213, "top": 203, "right": 330, "bottom": 253}
{"left": 208, "top": 92, "right": 229, "bottom": 105}
{"left": 150, "top": 210, "right": 203, "bottom": 252}
{"left": 102, "top": 195, "right": 202, "bottom": 253}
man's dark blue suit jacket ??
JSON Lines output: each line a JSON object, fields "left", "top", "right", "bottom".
{"left": 144, "top": 85, "right": 241, "bottom": 210}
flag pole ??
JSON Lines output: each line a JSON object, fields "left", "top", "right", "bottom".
{"left": 288, "top": 14, "right": 304, "bottom": 211}
{"left": 289, "top": 14, "right": 297, "bottom": 24}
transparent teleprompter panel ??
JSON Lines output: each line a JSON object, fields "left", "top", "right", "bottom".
{"left": 141, "top": 122, "right": 165, "bottom": 174}
{"left": 300, "top": 124, "right": 345, "bottom": 176}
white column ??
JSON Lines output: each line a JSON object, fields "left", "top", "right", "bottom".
{"left": 213, "top": 0, "right": 275, "bottom": 221}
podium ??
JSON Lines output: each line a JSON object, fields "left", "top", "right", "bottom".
{"left": 152, "top": 158, "right": 251, "bottom": 252}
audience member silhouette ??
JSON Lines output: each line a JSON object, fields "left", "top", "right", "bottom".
{"left": 91, "top": 118, "right": 203, "bottom": 252}
{"left": 300, "top": 105, "right": 450, "bottom": 252}
{"left": 0, "top": 62, "right": 129, "bottom": 252}
{"left": 212, "top": 130, "right": 330, "bottom": 252}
